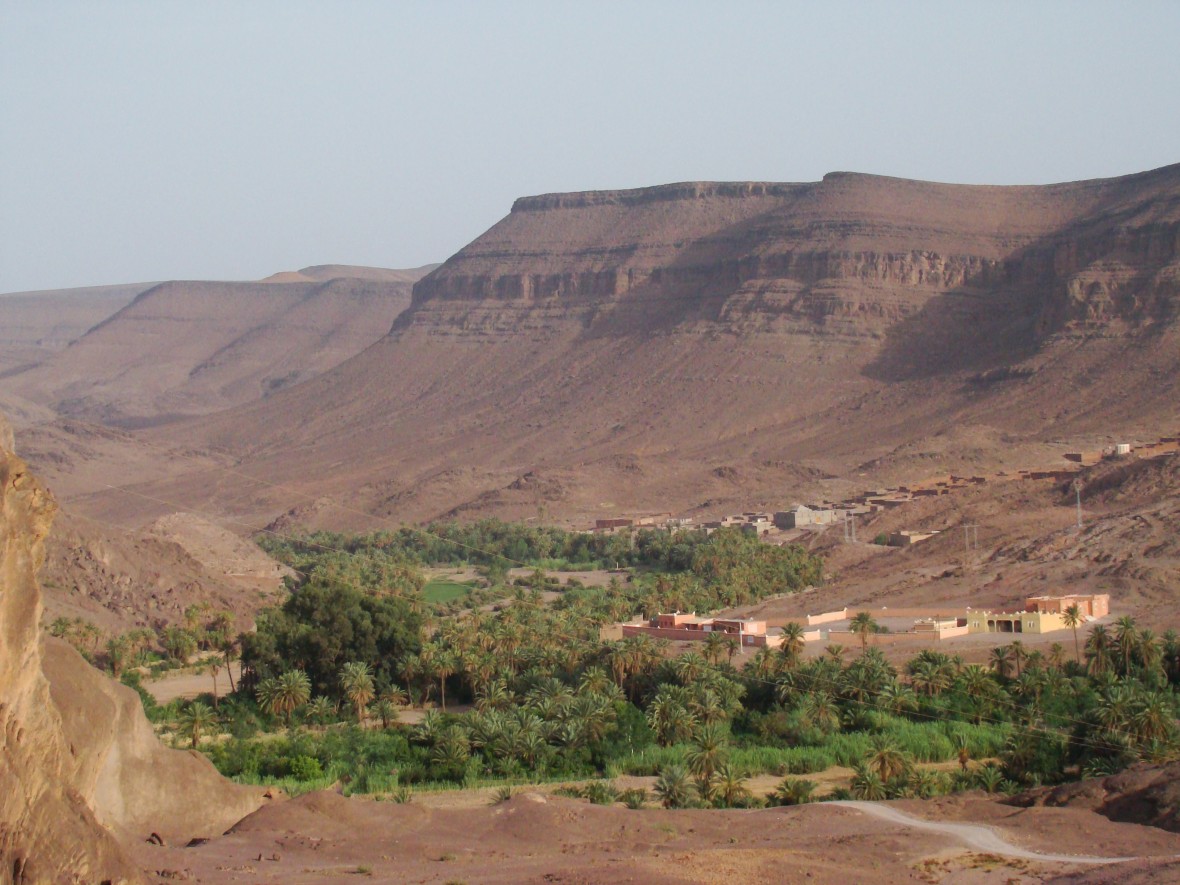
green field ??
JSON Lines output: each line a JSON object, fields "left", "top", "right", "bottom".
{"left": 422, "top": 579, "right": 472, "bottom": 603}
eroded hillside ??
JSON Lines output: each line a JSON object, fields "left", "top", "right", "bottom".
{"left": 64, "top": 165, "right": 1173, "bottom": 531}
{"left": 0, "top": 266, "right": 432, "bottom": 426}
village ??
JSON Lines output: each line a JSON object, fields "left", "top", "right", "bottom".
{"left": 593, "top": 434, "right": 1179, "bottom": 660}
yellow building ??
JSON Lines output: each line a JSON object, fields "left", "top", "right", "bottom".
{"left": 967, "top": 609, "right": 1069, "bottom": 635}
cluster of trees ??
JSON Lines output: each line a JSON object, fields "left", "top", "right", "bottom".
{"left": 204, "top": 571, "right": 1180, "bottom": 800}
{"left": 49, "top": 603, "right": 239, "bottom": 688}
{"left": 243, "top": 528, "right": 822, "bottom": 705}
{"left": 259, "top": 519, "right": 739, "bottom": 575}
{"left": 171, "top": 519, "right": 1180, "bottom": 802}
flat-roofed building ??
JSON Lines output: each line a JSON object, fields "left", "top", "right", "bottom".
{"left": 967, "top": 610, "right": 1069, "bottom": 634}
{"left": 620, "top": 613, "right": 795, "bottom": 648}
{"left": 1025, "top": 593, "right": 1110, "bottom": 619}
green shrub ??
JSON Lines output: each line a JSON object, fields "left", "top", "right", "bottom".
{"left": 583, "top": 780, "right": 618, "bottom": 805}
{"left": 289, "top": 754, "right": 323, "bottom": 781}
{"left": 619, "top": 788, "right": 647, "bottom": 809}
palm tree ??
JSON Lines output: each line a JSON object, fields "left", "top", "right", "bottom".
{"left": 654, "top": 764, "right": 694, "bottom": 809}
{"left": 1087, "top": 625, "right": 1114, "bottom": 676}
{"left": 1062, "top": 604, "right": 1083, "bottom": 665}
{"left": 866, "top": 738, "right": 909, "bottom": 783}
{"left": 959, "top": 664, "right": 996, "bottom": 724}
{"left": 909, "top": 769, "right": 944, "bottom": 799}
{"left": 1114, "top": 616, "right": 1139, "bottom": 677}
{"left": 1137, "top": 629, "right": 1164, "bottom": 682}
{"left": 105, "top": 635, "right": 130, "bottom": 678}
{"left": 685, "top": 722, "right": 729, "bottom": 782}
{"left": 849, "top": 612, "right": 878, "bottom": 655}
{"left": 257, "top": 670, "right": 311, "bottom": 725}
{"left": 879, "top": 682, "right": 917, "bottom": 715}
{"left": 176, "top": 701, "right": 218, "bottom": 749}
{"left": 1132, "top": 692, "right": 1175, "bottom": 744}
{"left": 771, "top": 778, "right": 816, "bottom": 806}
{"left": 305, "top": 695, "right": 336, "bottom": 725}
{"left": 1009, "top": 640, "right": 1028, "bottom": 678}
{"left": 646, "top": 693, "right": 696, "bottom": 747}
{"left": 673, "top": 652, "right": 709, "bottom": 685}
{"left": 799, "top": 690, "right": 841, "bottom": 733}
{"left": 989, "top": 645, "right": 1013, "bottom": 679}
{"left": 850, "top": 763, "right": 887, "bottom": 801}
{"left": 703, "top": 632, "right": 728, "bottom": 666}
{"left": 954, "top": 734, "right": 972, "bottom": 772}
{"left": 714, "top": 764, "right": 751, "bottom": 808}
{"left": 382, "top": 684, "right": 409, "bottom": 708}
{"left": 371, "top": 698, "right": 397, "bottom": 729}
{"left": 779, "top": 622, "right": 807, "bottom": 668}
{"left": 339, "top": 662, "right": 376, "bottom": 723}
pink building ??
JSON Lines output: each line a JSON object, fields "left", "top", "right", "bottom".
{"left": 1025, "top": 594, "right": 1110, "bottom": 618}
{"left": 621, "top": 612, "right": 785, "bottom": 648}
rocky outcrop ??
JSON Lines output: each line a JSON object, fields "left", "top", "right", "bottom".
{"left": 1011, "top": 762, "right": 1180, "bottom": 833}
{"left": 0, "top": 415, "right": 263, "bottom": 882}
{"left": 413, "top": 167, "right": 1179, "bottom": 343}
{"left": 42, "top": 639, "right": 263, "bottom": 844}
{"left": 0, "top": 415, "right": 135, "bottom": 882}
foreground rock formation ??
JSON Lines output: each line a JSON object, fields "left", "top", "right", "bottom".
{"left": 0, "top": 413, "right": 262, "bottom": 882}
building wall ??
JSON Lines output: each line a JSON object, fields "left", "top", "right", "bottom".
{"left": 968, "top": 611, "right": 1069, "bottom": 634}
{"left": 620, "top": 624, "right": 783, "bottom": 647}
{"left": 1025, "top": 594, "right": 1110, "bottom": 618}
{"left": 807, "top": 608, "right": 848, "bottom": 626}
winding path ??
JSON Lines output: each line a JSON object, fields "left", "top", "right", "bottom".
{"left": 829, "top": 801, "right": 1134, "bottom": 865}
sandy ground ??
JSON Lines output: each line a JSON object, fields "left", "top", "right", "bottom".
{"left": 146, "top": 661, "right": 243, "bottom": 704}
{"left": 134, "top": 790, "right": 1180, "bottom": 884}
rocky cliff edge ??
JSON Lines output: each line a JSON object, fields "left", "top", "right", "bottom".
{"left": 0, "top": 414, "right": 263, "bottom": 882}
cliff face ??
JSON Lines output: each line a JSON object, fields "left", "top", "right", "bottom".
{"left": 0, "top": 415, "right": 262, "bottom": 882}
{"left": 411, "top": 166, "right": 1180, "bottom": 346}
{"left": 0, "top": 413, "right": 134, "bottom": 882}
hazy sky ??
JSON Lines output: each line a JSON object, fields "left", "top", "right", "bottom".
{"left": 2, "top": 1, "right": 1178, "bottom": 293}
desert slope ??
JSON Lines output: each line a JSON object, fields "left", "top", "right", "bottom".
{"left": 32, "top": 165, "right": 1180, "bottom": 529}
{"left": 0, "top": 282, "right": 150, "bottom": 375}
{"left": 0, "top": 266, "right": 432, "bottom": 426}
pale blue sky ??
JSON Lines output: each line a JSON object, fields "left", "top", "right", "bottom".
{"left": 2, "top": 1, "right": 1178, "bottom": 292}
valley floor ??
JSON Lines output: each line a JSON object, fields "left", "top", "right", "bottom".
{"left": 136, "top": 790, "right": 1180, "bottom": 884}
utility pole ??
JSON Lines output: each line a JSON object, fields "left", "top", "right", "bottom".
{"left": 1073, "top": 479, "right": 1083, "bottom": 529}
{"left": 963, "top": 524, "right": 979, "bottom": 557}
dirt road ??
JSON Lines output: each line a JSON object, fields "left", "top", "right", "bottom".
{"left": 831, "top": 800, "right": 1136, "bottom": 864}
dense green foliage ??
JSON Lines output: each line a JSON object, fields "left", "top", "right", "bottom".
{"left": 241, "top": 575, "right": 422, "bottom": 698}
{"left": 180, "top": 523, "right": 1180, "bottom": 806}
{"left": 259, "top": 519, "right": 734, "bottom": 574}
